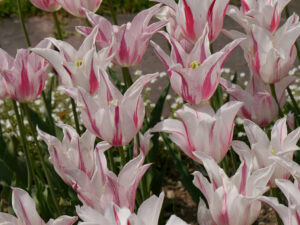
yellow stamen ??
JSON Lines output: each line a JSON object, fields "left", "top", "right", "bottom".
{"left": 190, "top": 61, "right": 201, "bottom": 69}
{"left": 75, "top": 60, "right": 83, "bottom": 67}
{"left": 109, "top": 99, "right": 118, "bottom": 106}
{"left": 270, "top": 149, "right": 276, "bottom": 155}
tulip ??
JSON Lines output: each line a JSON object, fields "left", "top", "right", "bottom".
{"left": 151, "top": 27, "right": 244, "bottom": 104}
{"left": 223, "top": 13, "right": 300, "bottom": 83}
{"left": 0, "top": 187, "right": 77, "bottom": 225}
{"left": 227, "top": 0, "right": 291, "bottom": 33}
{"left": 234, "top": 117, "right": 300, "bottom": 186}
{"left": 76, "top": 192, "right": 188, "bottom": 225}
{"left": 37, "top": 124, "right": 104, "bottom": 186}
{"left": 193, "top": 150, "right": 274, "bottom": 225}
{"left": 76, "top": 70, "right": 158, "bottom": 146}
{"left": 0, "top": 40, "right": 51, "bottom": 103}
{"left": 260, "top": 178, "right": 300, "bottom": 225}
{"left": 152, "top": 0, "right": 230, "bottom": 43}
{"left": 134, "top": 130, "right": 153, "bottom": 156}
{"left": 70, "top": 152, "right": 151, "bottom": 213}
{"left": 76, "top": 4, "right": 167, "bottom": 67}
{"left": 220, "top": 74, "right": 296, "bottom": 126}
{"left": 32, "top": 26, "right": 111, "bottom": 95}
{"left": 55, "top": 0, "right": 102, "bottom": 17}
{"left": 152, "top": 101, "right": 243, "bottom": 163}
{"left": 29, "top": 0, "right": 61, "bottom": 12}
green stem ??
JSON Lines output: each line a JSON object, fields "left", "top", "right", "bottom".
{"left": 41, "top": 91, "right": 56, "bottom": 136}
{"left": 287, "top": 87, "right": 300, "bottom": 125}
{"left": 52, "top": 12, "right": 63, "bottom": 40}
{"left": 70, "top": 98, "right": 81, "bottom": 135}
{"left": 107, "top": 0, "right": 118, "bottom": 25}
{"left": 270, "top": 84, "right": 284, "bottom": 118}
{"left": 17, "top": 0, "right": 31, "bottom": 47}
{"left": 107, "top": 149, "right": 116, "bottom": 172}
{"left": 12, "top": 100, "right": 34, "bottom": 191}
{"left": 22, "top": 103, "right": 60, "bottom": 215}
{"left": 118, "top": 146, "right": 126, "bottom": 168}
{"left": 121, "top": 67, "right": 133, "bottom": 90}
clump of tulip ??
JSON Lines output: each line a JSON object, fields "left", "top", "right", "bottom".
{"left": 1, "top": 0, "right": 300, "bottom": 224}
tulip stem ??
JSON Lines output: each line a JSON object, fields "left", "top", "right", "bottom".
{"left": 107, "top": 149, "right": 116, "bottom": 172}
{"left": 52, "top": 12, "right": 63, "bottom": 40}
{"left": 12, "top": 100, "right": 34, "bottom": 191}
{"left": 122, "top": 67, "right": 133, "bottom": 90}
{"left": 270, "top": 84, "right": 284, "bottom": 118}
{"left": 70, "top": 98, "right": 81, "bottom": 135}
{"left": 118, "top": 146, "right": 126, "bottom": 168}
{"left": 287, "top": 87, "right": 300, "bottom": 125}
{"left": 107, "top": 0, "right": 118, "bottom": 25}
{"left": 22, "top": 103, "right": 60, "bottom": 215}
{"left": 41, "top": 91, "right": 56, "bottom": 136}
{"left": 17, "top": 0, "right": 31, "bottom": 47}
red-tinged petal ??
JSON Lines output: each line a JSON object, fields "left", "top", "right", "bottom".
{"left": 12, "top": 187, "right": 45, "bottom": 225}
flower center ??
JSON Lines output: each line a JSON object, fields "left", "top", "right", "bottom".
{"left": 190, "top": 61, "right": 201, "bottom": 69}
{"left": 75, "top": 60, "right": 83, "bottom": 67}
{"left": 109, "top": 99, "right": 118, "bottom": 106}
{"left": 270, "top": 149, "right": 276, "bottom": 155}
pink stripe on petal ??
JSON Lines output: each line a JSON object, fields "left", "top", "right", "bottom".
{"left": 112, "top": 106, "right": 122, "bottom": 146}
{"left": 80, "top": 91, "right": 101, "bottom": 137}
{"left": 20, "top": 61, "right": 31, "bottom": 100}
{"left": 183, "top": 0, "right": 196, "bottom": 40}
{"left": 89, "top": 60, "right": 99, "bottom": 95}
{"left": 77, "top": 138, "right": 87, "bottom": 173}
{"left": 251, "top": 32, "right": 261, "bottom": 77}
{"left": 113, "top": 206, "right": 121, "bottom": 225}
{"left": 239, "top": 156, "right": 247, "bottom": 195}
{"left": 207, "top": 0, "right": 216, "bottom": 41}
{"left": 270, "top": 5, "right": 279, "bottom": 33}
{"left": 241, "top": 0, "right": 250, "bottom": 13}
{"left": 119, "top": 28, "right": 129, "bottom": 65}
{"left": 133, "top": 98, "right": 140, "bottom": 129}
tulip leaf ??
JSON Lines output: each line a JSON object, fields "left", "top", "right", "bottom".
{"left": 0, "top": 158, "right": 13, "bottom": 186}
{"left": 147, "top": 82, "right": 170, "bottom": 129}
{"left": 161, "top": 133, "right": 203, "bottom": 204}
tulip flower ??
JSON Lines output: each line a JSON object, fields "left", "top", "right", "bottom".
{"left": 271, "top": 156, "right": 300, "bottom": 182}
{"left": 227, "top": 0, "right": 291, "bottom": 33}
{"left": 76, "top": 192, "right": 188, "bottom": 225}
{"left": 260, "top": 178, "right": 300, "bottom": 225}
{"left": 76, "top": 70, "right": 158, "bottom": 146}
{"left": 220, "top": 74, "right": 296, "bottom": 126}
{"left": 29, "top": 0, "right": 61, "bottom": 12}
{"left": 0, "top": 187, "right": 77, "bottom": 225}
{"left": 37, "top": 124, "right": 104, "bottom": 186}
{"left": 32, "top": 26, "right": 111, "bottom": 95}
{"left": 55, "top": 0, "right": 102, "bottom": 17}
{"left": 193, "top": 151, "right": 274, "bottom": 225}
{"left": 234, "top": 117, "right": 300, "bottom": 186}
{"left": 151, "top": 27, "right": 244, "bottom": 104}
{"left": 223, "top": 13, "right": 300, "bottom": 84}
{"left": 152, "top": 101, "right": 243, "bottom": 163}
{"left": 70, "top": 152, "right": 151, "bottom": 213}
{"left": 152, "top": 0, "right": 230, "bottom": 43}
{"left": 0, "top": 40, "right": 51, "bottom": 103}
{"left": 76, "top": 4, "right": 167, "bottom": 67}
{"left": 134, "top": 130, "right": 153, "bottom": 156}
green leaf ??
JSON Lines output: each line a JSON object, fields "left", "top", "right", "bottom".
{"left": 161, "top": 133, "right": 203, "bottom": 204}
{"left": 147, "top": 82, "right": 170, "bottom": 129}
{"left": 0, "top": 158, "right": 13, "bottom": 186}
{"left": 107, "top": 67, "right": 125, "bottom": 93}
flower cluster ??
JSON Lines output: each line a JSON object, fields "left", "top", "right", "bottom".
{"left": 0, "top": 0, "right": 300, "bottom": 224}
